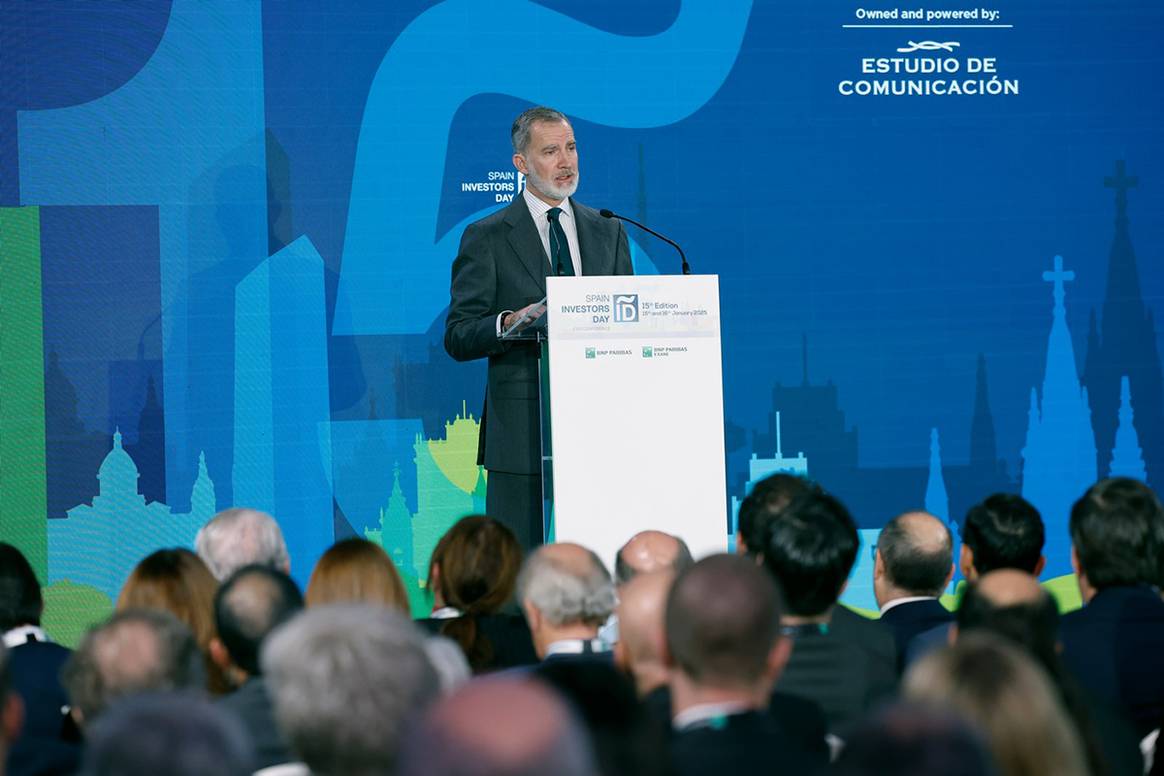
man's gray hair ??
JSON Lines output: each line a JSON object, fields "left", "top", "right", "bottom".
{"left": 195, "top": 508, "right": 289, "bottom": 581}
{"left": 262, "top": 604, "right": 440, "bottom": 776}
{"left": 516, "top": 547, "right": 615, "bottom": 627}
{"left": 511, "top": 106, "right": 570, "bottom": 155}
{"left": 62, "top": 609, "right": 205, "bottom": 724}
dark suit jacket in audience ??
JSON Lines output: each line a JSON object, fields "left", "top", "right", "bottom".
{"left": 416, "top": 613, "right": 538, "bottom": 672}
{"left": 6, "top": 636, "right": 79, "bottom": 776}
{"left": 776, "top": 607, "right": 897, "bottom": 733}
{"left": 670, "top": 710, "right": 823, "bottom": 776}
{"left": 878, "top": 598, "right": 954, "bottom": 669}
{"left": 644, "top": 686, "right": 829, "bottom": 767}
{"left": 1060, "top": 584, "right": 1164, "bottom": 738}
{"left": 903, "top": 621, "right": 954, "bottom": 668}
{"left": 217, "top": 677, "right": 294, "bottom": 771}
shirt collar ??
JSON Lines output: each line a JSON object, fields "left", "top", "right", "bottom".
{"left": 672, "top": 701, "right": 752, "bottom": 731}
{"left": 544, "top": 638, "right": 606, "bottom": 657}
{"left": 522, "top": 186, "right": 573, "bottom": 222}
{"left": 3, "top": 624, "right": 50, "bottom": 648}
{"left": 879, "top": 596, "right": 937, "bottom": 615}
{"left": 430, "top": 606, "right": 462, "bottom": 620}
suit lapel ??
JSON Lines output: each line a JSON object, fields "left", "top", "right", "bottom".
{"left": 572, "top": 199, "right": 607, "bottom": 276}
{"left": 504, "top": 198, "right": 549, "bottom": 288}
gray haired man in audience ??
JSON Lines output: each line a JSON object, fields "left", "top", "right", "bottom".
{"left": 261, "top": 604, "right": 440, "bottom": 776}
{"left": 516, "top": 543, "right": 616, "bottom": 660}
{"left": 62, "top": 610, "right": 205, "bottom": 728}
{"left": 195, "top": 508, "right": 291, "bottom": 581}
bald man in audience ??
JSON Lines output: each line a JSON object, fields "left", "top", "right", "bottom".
{"left": 874, "top": 511, "right": 955, "bottom": 666}
{"left": 666, "top": 554, "right": 824, "bottom": 775}
{"left": 517, "top": 543, "right": 616, "bottom": 660}
{"left": 614, "top": 531, "right": 694, "bottom": 585}
{"left": 398, "top": 678, "right": 595, "bottom": 776}
{"left": 614, "top": 571, "right": 673, "bottom": 700}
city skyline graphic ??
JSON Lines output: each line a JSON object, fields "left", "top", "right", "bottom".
{"left": 1, "top": 2, "right": 1161, "bottom": 643}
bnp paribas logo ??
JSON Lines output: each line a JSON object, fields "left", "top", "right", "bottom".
{"left": 613, "top": 294, "right": 639, "bottom": 323}
{"left": 642, "top": 346, "right": 653, "bottom": 358}
{"left": 585, "top": 347, "right": 596, "bottom": 359}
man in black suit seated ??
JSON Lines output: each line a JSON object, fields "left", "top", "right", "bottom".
{"left": 617, "top": 568, "right": 830, "bottom": 763}
{"left": 873, "top": 511, "right": 955, "bottom": 667}
{"left": 1, "top": 543, "right": 77, "bottom": 775}
{"left": 906, "top": 493, "right": 1046, "bottom": 665}
{"left": 1060, "top": 477, "right": 1164, "bottom": 739}
{"left": 756, "top": 489, "right": 897, "bottom": 733}
{"left": 666, "top": 554, "right": 825, "bottom": 775}
{"left": 956, "top": 569, "right": 1144, "bottom": 776}
{"left": 209, "top": 565, "right": 303, "bottom": 771}
{"left": 517, "top": 543, "right": 616, "bottom": 661}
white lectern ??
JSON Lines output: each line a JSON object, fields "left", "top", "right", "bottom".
{"left": 544, "top": 275, "right": 728, "bottom": 568}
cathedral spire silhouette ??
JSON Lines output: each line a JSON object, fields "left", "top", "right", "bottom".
{"left": 1109, "top": 376, "right": 1147, "bottom": 481}
{"left": 969, "top": 354, "right": 998, "bottom": 469}
{"left": 1022, "top": 256, "right": 1097, "bottom": 576}
{"left": 1082, "top": 160, "right": 1161, "bottom": 485}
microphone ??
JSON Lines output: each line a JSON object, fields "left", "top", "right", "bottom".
{"left": 599, "top": 209, "right": 692, "bottom": 275}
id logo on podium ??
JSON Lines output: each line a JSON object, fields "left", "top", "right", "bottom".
{"left": 613, "top": 294, "right": 639, "bottom": 323}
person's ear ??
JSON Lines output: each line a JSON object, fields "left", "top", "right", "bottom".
{"left": 208, "top": 637, "right": 233, "bottom": 672}
{"left": 873, "top": 549, "right": 885, "bottom": 580}
{"left": 613, "top": 639, "right": 629, "bottom": 671}
{"left": 522, "top": 601, "right": 541, "bottom": 632}
{"left": 942, "top": 563, "right": 955, "bottom": 590}
{"left": 959, "top": 544, "right": 976, "bottom": 581}
{"left": 1033, "top": 555, "right": 1046, "bottom": 577}
{"left": 513, "top": 153, "right": 528, "bottom": 175}
{"left": 766, "top": 636, "right": 793, "bottom": 682}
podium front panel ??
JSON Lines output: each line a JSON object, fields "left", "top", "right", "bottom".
{"left": 545, "top": 275, "right": 727, "bottom": 568}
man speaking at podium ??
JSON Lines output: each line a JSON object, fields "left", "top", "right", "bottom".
{"left": 444, "top": 106, "right": 633, "bottom": 548}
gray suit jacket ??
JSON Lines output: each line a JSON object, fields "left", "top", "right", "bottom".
{"left": 444, "top": 196, "right": 632, "bottom": 474}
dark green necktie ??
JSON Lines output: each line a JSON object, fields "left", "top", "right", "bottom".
{"left": 547, "top": 207, "right": 575, "bottom": 276}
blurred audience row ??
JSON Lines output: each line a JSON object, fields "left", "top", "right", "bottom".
{"left": 1, "top": 475, "right": 1163, "bottom": 775}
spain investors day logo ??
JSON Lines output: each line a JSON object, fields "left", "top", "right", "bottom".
{"left": 613, "top": 294, "right": 639, "bottom": 323}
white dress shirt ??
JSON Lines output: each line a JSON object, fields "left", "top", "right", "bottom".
{"left": 522, "top": 187, "right": 582, "bottom": 277}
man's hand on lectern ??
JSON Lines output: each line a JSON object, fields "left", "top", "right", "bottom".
{"left": 503, "top": 301, "right": 547, "bottom": 333}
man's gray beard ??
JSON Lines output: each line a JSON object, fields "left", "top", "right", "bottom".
{"left": 525, "top": 167, "right": 579, "bottom": 201}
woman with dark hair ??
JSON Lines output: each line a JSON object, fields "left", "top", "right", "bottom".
{"left": 117, "top": 548, "right": 227, "bottom": 694}
{"left": 418, "top": 515, "right": 536, "bottom": 672}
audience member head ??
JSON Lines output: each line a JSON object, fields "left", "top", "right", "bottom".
{"left": 116, "top": 548, "right": 225, "bottom": 693}
{"left": 874, "top": 511, "right": 954, "bottom": 606}
{"left": 534, "top": 660, "right": 669, "bottom": 776}
{"left": 0, "top": 542, "right": 42, "bottom": 633}
{"left": 955, "top": 570, "right": 1059, "bottom": 671}
{"left": 1069, "top": 477, "right": 1164, "bottom": 602}
{"left": 758, "top": 489, "right": 859, "bottom": 617}
{"left": 262, "top": 604, "right": 439, "bottom": 776}
{"left": 516, "top": 543, "right": 615, "bottom": 658}
{"left": 305, "top": 538, "right": 409, "bottom": 613}
{"left": 78, "top": 692, "right": 252, "bottom": 776}
{"left": 62, "top": 609, "right": 205, "bottom": 726}
{"left": 195, "top": 508, "right": 290, "bottom": 581}
{"left": 613, "top": 570, "right": 674, "bottom": 696}
{"left": 0, "top": 643, "right": 24, "bottom": 770}
{"left": 735, "top": 473, "right": 815, "bottom": 555}
{"left": 961, "top": 494, "right": 1045, "bottom": 581}
{"left": 398, "top": 677, "right": 595, "bottom": 776}
{"left": 832, "top": 703, "right": 998, "bottom": 776}
{"left": 665, "top": 554, "right": 788, "bottom": 710}
{"left": 211, "top": 565, "right": 303, "bottom": 684}
{"left": 904, "top": 633, "right": 1087, "bottom": 776}
{"left": 614, "top": 531, "right": 693, "bottom": 585}
{"left": 423, "top": 636, "right": 472, "bottom": 696}
{"left": 428, "top": 516, "right": 523, "bottom": 670}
